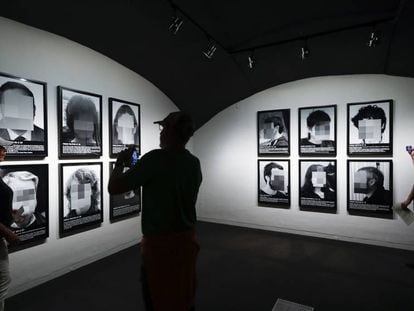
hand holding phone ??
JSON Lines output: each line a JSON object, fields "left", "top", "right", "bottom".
{"left": 406, "top": 145, "right": 413, "bottom": 154}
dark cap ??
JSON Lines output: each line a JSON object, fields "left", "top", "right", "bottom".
{"left": 154, "top": 111, "right": 195, "bottom": 139}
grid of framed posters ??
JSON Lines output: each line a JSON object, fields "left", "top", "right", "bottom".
{"left": 347, "top": 100, "right": 393, "bottom": 156}
{"left": 257, "top": 109, "right": 290, "bottom": 156}
{"left": 258, "top": 159, "right": 290, "bottom": 207}
{"left": 59, "top": 162, "right": 103, "bottom": 235}
{"left": 109, "top": 98, "right": 141, "bottom": 158}
{"left": 1, "top": 164, "right": 49, "bottom": 244}
{"left": 299, "top": 160, "right": 336, "bottom": 212}
{"left": 58, "top": 86, "right": 103, "bottom": 158}
{"left": 347, "top": 160, "right": 393, "bottom": 216}
{"left": 0, "top": 72, "right": 48, "bottom": 158}
{"left": 109, "top": 162, "right": 141, "bottom": 221}
{"left": 299, "top": 105, "right": 336, "bottom": 156}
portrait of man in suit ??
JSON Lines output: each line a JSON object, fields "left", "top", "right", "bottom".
{"left": 0, "top": 81, "right": 44, "bottom": 143}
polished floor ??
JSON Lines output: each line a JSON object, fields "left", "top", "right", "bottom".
{"left": 6, "top": 221, "right": 414, "bottom": 311}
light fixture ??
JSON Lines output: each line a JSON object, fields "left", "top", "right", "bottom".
{"left": 248, "top": 52, "right": 255, "bottom": 69}
{"left": 169, "top": 15, "right": 183, "bottom": 35}
{"left": 301, "top": 40, "right": 310, "bottom": 60}
{"left": 367, "top": 30, "right": 379, "bottom": 47}
{"left": 203, "top": 40, "right": 217, "bottom": 59}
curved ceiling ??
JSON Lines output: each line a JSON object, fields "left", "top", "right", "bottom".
{"left": 1, "top": 0, "right": 413, "bottom": 128}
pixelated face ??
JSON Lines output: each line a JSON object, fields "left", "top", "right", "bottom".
{"left": 263, "top": 122, "right": 278, "bottom": 139}
{"left": 6, "top": 177, "right": 37, "bottom": 227}
{"left": 312, "top": 121, "right": 330, "bottom": 141}
{"left": 269, "top": 168, "right": 285, "bottom": 191}
{"left": 73, "top": 115, "right": 95, "bottom": 140}
{"left": 311, "top": 170, "right": 326, "bottom": 188}
{"left": 70, "top": 182, "right": 92, "bottom": 215}
{"left": 358, "top": 119, "right": 382, "bottom": 142}
{"left": 0, "top": 89, "right": 34, "bottom": 131}
{"left": 354, "top": 170, "right": 369, "bottom": 194}
{"left": 116, "top": 114, "right": 136, "bottom": 144}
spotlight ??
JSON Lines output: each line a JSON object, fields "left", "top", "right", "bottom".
{"left": 169, "top": 16, "right": 183, "bottom": 35}
{"left": 367, "top": 30, "right": 379, "bottom": 47}
{"left": 203, "top": 41, "right": 217, "bottom": 59}
{"left": 248, "top": 53, "right": 255, "bottom": 69}
{"left": 301, "top": 42, "right": 310, "bottom": 60}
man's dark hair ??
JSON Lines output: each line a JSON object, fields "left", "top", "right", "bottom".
{"left": 306, "top": 110, "right": 330, "bottom": 128}
{"left": 65, "top": 95, "right": 99, "bottom": 141}
{"left": 0, "top": 81, "right": 36, "bottom": 117}
{"left": 263, "top": 162, "right": 283, "bottom": 182}
{"left": 264, "top": 116, "right": 284, "bottom": 134}
{"left": 358, "top": 166, "right": 384, "bottom": 187}
{"left": 351, "top": 105, "right": 387, "bottom": 133}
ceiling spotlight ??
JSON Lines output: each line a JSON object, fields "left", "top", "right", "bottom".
{"left": 248, "top": 53, "right": 255, "bottom": 69}
{"left": 301, "top": 42, "right": 310, "bottom": 60}
{"left": 169, "top": 16, "right": 183, "bottom": 35}
{"left": 203, "top": 41, "right": 217, "bottom": 59}
{"left": 367, "top": 30, "right": 379, "bottom": 47}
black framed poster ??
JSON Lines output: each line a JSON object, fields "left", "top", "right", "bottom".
{"left": 0, "top": 164, "right": 49, "bottom": 244}
{"left": 299, "top": 160, "right": 337, "bottom": 212}
{"left": 347, "top": 160, "right": 393, "bottom": 216}
{"left": 59, "top": 162, "right": 103, "bottom": 235}
{"left": 0, "top": 72, "right": 47, "bottom": 158}
{"left": 257, "top": 109, "right": 290, "bottom": 156}
{"left": 258, "top": 159, "right": 290, "bottom": 207}
{"left": 347, "top": 100, "right": 393, "bottom": 156}
{"left": 109, "top": 98, "right": 140, "bottom": 158}
{"left": 299, "top": 105, "right": 336, "bottom": 156}
{"left": 58, "top": 86, "right": 102, "bottom": 158}
{"left": 109, "top": 162, "right": 141, "bottom": 221}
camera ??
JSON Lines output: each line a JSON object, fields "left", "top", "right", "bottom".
{"left": 124, "top": 145, "right": 139, "bottom": 167}
{"left": 406, "top": 145, "right": 412, "bottom": 154}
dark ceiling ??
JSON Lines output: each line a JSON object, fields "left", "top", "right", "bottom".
{"left": 1, "top": 0, "right": 413, "bottom": 128}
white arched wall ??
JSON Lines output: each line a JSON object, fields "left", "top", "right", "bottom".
{"left": 0, "top": 17, "right": 179, "bottom": 296}
{"left": 194, "top": 74, "right": 414, "bottom": 251}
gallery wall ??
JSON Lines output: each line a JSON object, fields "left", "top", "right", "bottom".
{"left": 0, "top": 17, "right": 178, "bottom": 296}
{"left": 194, "top": 74, "right": 414, "bottom": 251}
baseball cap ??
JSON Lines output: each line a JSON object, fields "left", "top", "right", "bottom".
{"left": 154, "top": 111, "right": 194, "bottom": 138}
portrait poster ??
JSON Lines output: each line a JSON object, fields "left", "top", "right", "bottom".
{"left": 109, "top": 98, "right": 141, "bottom": 158}
{"left": 347, "top": 100, "right": 393, "bottom": 156}
{"left": 58, "top": 86, "right": 102, "bottom": 158}
{"left": 0, "top": 164, "right": 49, "bottom": 244}
{"left": 59, "top": 162, "right": 103, "bottom": 235}
{"left": 258, "top": 159, "right": 290, "bottom": 207}
{"left": 299, "top": 105, "right": 336, "bottom": 156}
{"left": 347, "top": 160, "right": 393, "bottom": 216}
{"left": 299, "top": 160, "right": 336, "bottom": 212}
{"left": 257, "top": 109, "right": 290, "bottom": 156}
{"left": 0, "top": 72, "right": 47, "bottom": 158}
{"left": 109, "top": 162, "right": 141, "bottom": 221}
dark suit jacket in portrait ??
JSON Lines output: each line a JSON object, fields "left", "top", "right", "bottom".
{"left": 0, "top": 125, "right": 44, "bottom": 142}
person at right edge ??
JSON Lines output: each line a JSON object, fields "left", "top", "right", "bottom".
{"left": 108, "top": 112, "right": 202, "bottom": 311}
{"left": 0, "top": 145, "right": 20, "bottom": 311}
{"left": 401, "top": 148, "right": 414, "bottom": 210}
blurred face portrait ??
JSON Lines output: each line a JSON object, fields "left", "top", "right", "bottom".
{"left": 116, "top": 113, "right": 136, "bottom": 145}
{"left": 73, "top": 115, "right": 95, "bottom": 141}
{"left": 310, "top": 121, "right": 330, "bottom": 141}
{"left": 69, "top": 181, "right": 92, "bottom": 215}
{"left": 311, "top": 170, "right": 326, "bottom": 188}
{"left": 354, "top": 170, "right": 370, "bottom": 194}
{"left": 0, "top": 88, "right": 34, "bottom": 131}
{"left": 268, "top": 167, "right": 285, "bottom": 191}
{"left": 6, "top": 176, "right": 37, "bottom": 228}
{"left": 358, "top": 119, "right": 382, "bottom": 143}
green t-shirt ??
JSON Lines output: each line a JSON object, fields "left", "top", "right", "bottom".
{"left": 125, "top": 149, "right": 202, "bottom": 236}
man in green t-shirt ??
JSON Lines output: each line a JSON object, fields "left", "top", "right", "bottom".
{"left": 108, "top": 111, "right": 202, "bottom": 311}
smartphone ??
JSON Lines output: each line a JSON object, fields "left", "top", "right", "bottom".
{"left": 130, "top": 148, "right": 139, "bottom": 166}
{"left": 406, "top": 145, "right": 412, "bottom": 154}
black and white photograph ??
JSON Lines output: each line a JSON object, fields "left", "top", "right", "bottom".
{"left": 58, "top": 86, "right": 102, "bottom": 158}
{"left": 257, "top": 109, "right": 290, "bottom": 156}
{"left": 109, "top": 98, "right": 140, "bottom": 158}
{"left": 299, "top": 105, "right": 336, "bottom": 156}
{"left": 299, "top": 160, "right": 336, "bottom": 212}
{"left": 347, "top": 160, "right": 393, "bottom": 216}
{"left": 59, "top": 162, "right": 103, "bottom": 235}
{"left": 109, "top": 162, "right": 141, "bottom": 221}
{"left": 0, "top": 164, "right": 49, "bottom": 244}
{"left": 0, "top": 72, "right": 47, "bottom": 157}
{"left": 258, "top": 159, "right": 290, "bottom": 207}
{"left": 347, "top": 100, "right": 393, "bottom": 156}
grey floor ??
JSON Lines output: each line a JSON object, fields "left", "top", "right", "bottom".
{"left": 6, "top": 221, "right": 414, "bottom": 310}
